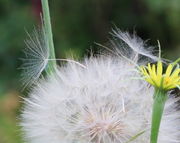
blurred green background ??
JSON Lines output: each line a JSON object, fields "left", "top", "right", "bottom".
{"left": 0, "top": 0, "right": 179, "bottom": 142}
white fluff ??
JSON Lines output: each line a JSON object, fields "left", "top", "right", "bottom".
{"left": 20, "top": 28, "right": 49, "bottom": 88}
{"left": 20, "top": 30, "right": 180, "bottom": 143}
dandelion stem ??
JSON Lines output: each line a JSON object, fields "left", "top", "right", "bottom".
{"left": 172, "top": 57, "right": 180, "bottom": 66}
{"left": 41, "top": 0, "right": 56, "bottom": 74}
{"left": 150, "top": 89, "right": 167, "bottom": 143}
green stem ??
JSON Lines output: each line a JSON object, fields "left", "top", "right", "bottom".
{"left": 150, "top": 89, "right": 167, "bottom": 143}
{"left": 41, "top": 0, "right": 56, "bottom": 74}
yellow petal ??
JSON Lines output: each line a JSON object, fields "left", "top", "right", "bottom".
{"left": 171, "top": 69, "right": 180, "bottom": 79}
{"left": 146, "top": 78, "right": 155, "bottom": 85}
{"left": 165, "top": 64, "right": 173, "bottom": 77}
{"left": 142, "top": 67, "right": 149, "bottom": 77}
{"left": 157, "top": 61, "right": 163, "bottom": 76}
{"left": 148, "top": 63, "right": 152, "bottom": 74}
{"left": 166, "top": 84, "right": 176, "bottom": 90}
{"left": 151, "top": 64, "right": 157, "bottom": 81}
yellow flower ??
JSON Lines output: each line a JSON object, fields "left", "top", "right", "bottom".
{"left": 140, "top": 61, "right": 180, "bottom": 90}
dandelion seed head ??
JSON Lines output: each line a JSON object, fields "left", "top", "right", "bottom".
{"left": 20, "top": 30, "right": 180, "bottom": 143}
{"left": 21, "top": 58, "right": 148, "bottom": 143}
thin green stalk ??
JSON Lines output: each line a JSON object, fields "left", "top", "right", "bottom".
{"left": 41, "top": 0, "right": 56, "bottom": 74}
{"left": 125, "top": 130, "right": 147, "bottom": 143}
{"left": 150, "top": 89, "right": 167, "bottom": 143}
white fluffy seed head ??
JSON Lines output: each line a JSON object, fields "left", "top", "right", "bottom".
{"left": 20, "top": 30, "right": 180, "bottom": 143}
